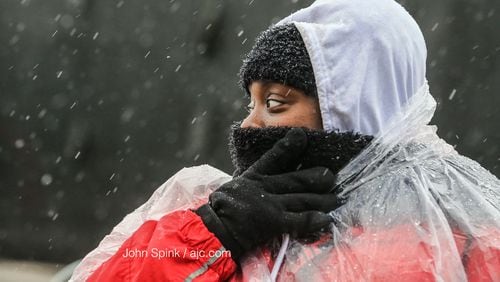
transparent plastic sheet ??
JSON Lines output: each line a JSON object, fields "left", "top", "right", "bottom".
{"left": 72, "top": 83, "right": 500, "bottom": 281}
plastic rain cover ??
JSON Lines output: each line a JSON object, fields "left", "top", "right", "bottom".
{"left": 72, "top": 83, "right": 500, "bottom": 281}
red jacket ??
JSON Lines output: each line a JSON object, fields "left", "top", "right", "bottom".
{"left": 87, "top": 209, "right": 500, "bottom": 281}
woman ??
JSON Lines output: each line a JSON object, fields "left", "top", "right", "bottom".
{"left": 71, "top": 0, "right": 500, "bottom": 281}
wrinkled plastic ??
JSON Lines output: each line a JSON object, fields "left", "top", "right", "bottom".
{"left": 328, "top": 82, "right": 500, "bottom": 280}
{"left": 72, "top": 83, "right": 500, "bottom": 281}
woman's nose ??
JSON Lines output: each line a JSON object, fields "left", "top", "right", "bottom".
{"left": 240, "top": 110, "right": 264, "bottom": 128}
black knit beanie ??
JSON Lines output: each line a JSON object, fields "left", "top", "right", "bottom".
{"left": 239, "top": 23, "right": 317, "bottom": 97}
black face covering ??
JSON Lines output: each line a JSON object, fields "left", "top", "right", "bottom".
{"left": 228, "top": 123, "right": 374, "bottom": 178}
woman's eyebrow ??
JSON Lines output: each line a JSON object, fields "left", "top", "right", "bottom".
{"left": 267, "top": 86, "right": 294, "bottom": 97}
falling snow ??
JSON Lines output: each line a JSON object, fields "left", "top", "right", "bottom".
{"left": 0, "top": 0, "right": 498, "bottom": 265}
{"left": 14, "top": 139, "right": 25, "bottom": 149}
{"left": 40, "top": 174, "right": 53, "bottom": 186}
{"left": 449, "top": 89, "right": 457, "bottom": 100}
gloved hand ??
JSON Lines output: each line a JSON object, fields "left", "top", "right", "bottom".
{"left": 195, "top": 128, "right": 342, "bottom": 260}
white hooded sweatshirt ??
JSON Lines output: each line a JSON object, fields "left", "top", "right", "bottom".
{"left": 281, "top": 0, "right": 427, "bottom": 136}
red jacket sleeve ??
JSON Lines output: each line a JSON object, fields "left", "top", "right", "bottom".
{"left": 87, "top": 209, "right": 238, "bottom": 282}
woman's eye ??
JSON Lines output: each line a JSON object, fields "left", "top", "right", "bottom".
{"left": 266, "top": 99, "right": 284, "bottom": 109}
{"left": 245, "top": 100, "right": 255, "bottom": 113}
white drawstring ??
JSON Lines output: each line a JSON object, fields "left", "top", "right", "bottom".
{"left": 270, "top": 233, "right": 290, "bottom": 282}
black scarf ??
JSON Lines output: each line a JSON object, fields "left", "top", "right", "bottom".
{"left": 228, "top": 123, "right": 374, "bottom": 178}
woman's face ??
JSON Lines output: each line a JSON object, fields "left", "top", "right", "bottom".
{"left": 241, "top": 81, "right": 323, "bottom": 129}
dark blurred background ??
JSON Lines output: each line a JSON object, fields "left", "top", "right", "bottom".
{"left": 0, "top": 0, "right": 498, "bottom": 265}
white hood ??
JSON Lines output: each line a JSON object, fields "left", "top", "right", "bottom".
{"left": 278, "top": 0, "right": 428, "bottom": 136}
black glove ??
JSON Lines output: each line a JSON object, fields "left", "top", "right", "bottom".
{"left": 195, "top": 128, "right": 342, "bottom": 260}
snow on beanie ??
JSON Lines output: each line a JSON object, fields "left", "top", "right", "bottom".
{"left": 238, "top": 23, "right": 317, "bottom": 97}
